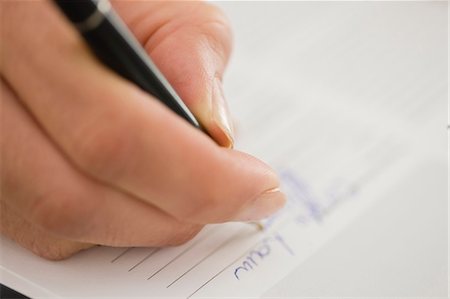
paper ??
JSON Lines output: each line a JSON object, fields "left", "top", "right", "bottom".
{"left": 0, "top": 2, "right": 446, "bottom": 298}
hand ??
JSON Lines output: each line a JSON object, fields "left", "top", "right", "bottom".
{"left": 0, "top": 0, "right": 285, "bottom": 260}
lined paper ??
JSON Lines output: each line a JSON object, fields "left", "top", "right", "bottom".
{"left": 0, "top": 2, "right": 446, "bottom": 298}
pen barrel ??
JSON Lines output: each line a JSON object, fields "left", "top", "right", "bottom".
{"left": 54, "top": 0, "right": 202, "bottom": 130}
{"left": 85, "top": 15, "right": 201, "bottom": 129}
{"left": 54, "top": 0, "right": 98, "bottom": 23}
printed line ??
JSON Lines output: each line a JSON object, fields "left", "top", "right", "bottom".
{"left": 128, "top": 248, "right": 160, "bottom": 272}
{"left": 147, "top": 228, "right": 217, "bottom": 280}
{"left": 187, "top": 222, "right": 295, "bottom": 298}
{"left": 111, "top": 247, "right": 133, "bottom": 263}
{"left": 186, "top": 240, "right": 261, "bottom": 299}
{"left": 167, "top": 229, "right": 246, "bottom": 288}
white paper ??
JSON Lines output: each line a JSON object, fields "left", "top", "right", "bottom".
{"left": 1, "top": 2, "right": 446, "bottom": 298}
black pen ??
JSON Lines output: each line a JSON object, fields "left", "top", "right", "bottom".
{"left": 53, "top": 0, "right": 203, "bottom": 132}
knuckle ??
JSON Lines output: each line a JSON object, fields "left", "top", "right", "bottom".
{"left": 30, "top": 189, "right": 87, "bottom": 237}
{"left": 0, "top": 201, "right": 75, "bottom": 260}
{"left": 29, "top": 239, "right": 90, "bottom": 261}
{"left": 31, "top": 247, "right": 66, "bottom": 261}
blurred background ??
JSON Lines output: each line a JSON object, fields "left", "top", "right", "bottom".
{"left": 217, "top": 1, "right": 447, "bottom": 297}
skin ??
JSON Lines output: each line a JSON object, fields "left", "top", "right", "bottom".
{"left": 0, "top": 0, "right": 286, "bottom": 260}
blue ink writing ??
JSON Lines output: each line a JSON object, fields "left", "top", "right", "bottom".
{"left": 234, "top": 233, "right": 293, "bottom": 280}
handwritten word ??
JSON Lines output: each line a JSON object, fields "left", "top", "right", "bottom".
{"left": 233, "top": 233, "right": 293, "bottom": 280}
{"left": 263, "top": 170, "right": 359, "bottom": 228}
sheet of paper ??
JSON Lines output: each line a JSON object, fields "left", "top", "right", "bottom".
{"left": 1, "top": 2, "right": 446, "bottom": 298}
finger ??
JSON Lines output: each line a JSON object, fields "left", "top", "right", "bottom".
{"left": 114, "top": 1, "right": 234, "bottom": 147}
{"left": 1, "top": 1, "right": 285, "bottom": 224}
{"left": 0, "top": 201, "right": 93, "bottom": 260}
{"left": 0, "top": 79, "right": 202, "bottom": 248}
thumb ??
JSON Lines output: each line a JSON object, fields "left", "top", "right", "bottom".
{"left": 115, "top": 1, "right": 234, "bottom": 147}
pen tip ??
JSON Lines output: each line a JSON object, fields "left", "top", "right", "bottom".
{"left": 248, "top": 221, "right": 265, "bottom": 231}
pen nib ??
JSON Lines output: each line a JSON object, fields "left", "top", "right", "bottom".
{"left": 248, "top": 221, "right": 265, "bottom": 231}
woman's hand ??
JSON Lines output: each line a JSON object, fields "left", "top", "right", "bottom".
{"left": 0, "top": 0, "right": 285, "bottom": 260}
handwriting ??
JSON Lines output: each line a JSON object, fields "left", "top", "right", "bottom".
{"left": 263, "top": 170, "right": 359, "bottom": 228}
{"left": 233, "top": 233, "right": 293, "bottom": 280}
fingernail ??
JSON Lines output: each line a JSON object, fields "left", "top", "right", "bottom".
{"left": 235, "top": 188, "right": 286, "bottom": 221}
{"left": 209, "top": 77, "right": 234, "bottom": 148}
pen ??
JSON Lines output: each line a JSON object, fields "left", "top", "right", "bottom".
{"left": 52, "top": 0, "right": 203, "bottom": 132}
